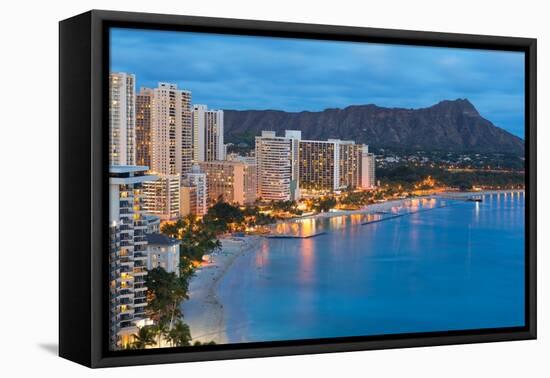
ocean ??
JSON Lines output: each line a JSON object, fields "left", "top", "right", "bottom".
{"left": 217, "top": 192, "right": 525, "bottom": 343}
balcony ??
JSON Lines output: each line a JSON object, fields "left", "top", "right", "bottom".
{"left": 134, "top": 282, "right": 146, "bottom": 290}
{"left": 118, "top": 305, "right": 134, "bottom": 314}
{"left": 134, "top": 296, "right": 147, "bottom": 304}
{"left": 118, "top": 289, "right": 133, "bottom": 297}
{"left": 118, "top": 314, "right": 133, "bottom": 322}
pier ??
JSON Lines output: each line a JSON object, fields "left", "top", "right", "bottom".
{"left": 265, "top": 231, "right": 327, "bottom": 239}
{"left": 361, "top": 204, "right": 448, "bottom": 226}
{"left": 437, "top": 193, "right": 483, "bottom": 201}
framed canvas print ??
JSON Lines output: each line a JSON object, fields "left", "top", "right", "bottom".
{"left": 59, "top": 10, "right": 537, "bottom": 368}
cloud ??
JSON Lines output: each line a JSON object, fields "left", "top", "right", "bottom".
{"left": 110, "top": 28, "right": 525, "bottom": 137}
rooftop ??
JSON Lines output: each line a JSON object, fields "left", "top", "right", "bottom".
{"left": 145, "top": 233, "right": 179, "bottom": 246}
{"left": 109, "top": 165, "right": 149, "bottom": 174}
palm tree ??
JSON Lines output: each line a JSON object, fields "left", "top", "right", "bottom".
{"left": 130, "top": 326, "right": 156, "bottom": 349}
{"left": 166, "top": 321, "right": 192, "bottom": 347}
{"left": 153, "top": 320, "right": 169, "bottom": 348}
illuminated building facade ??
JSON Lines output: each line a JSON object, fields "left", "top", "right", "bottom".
{"left": 183, "top": 164, "right": 208, "bottom": 215}
{"left": 142, "top": 173, "right": 181, "bottom": 220}
{"left": 145, "top": 234, "right": 181, "bottom": 276}
{"left": 360, "top": 145, "right": 376, "bottom": 189}
{"left": 338, "top": 140, "right": 362, "bottom": 189}
{"left": 135, "top": 87, "right": 153, "bottom": 168}
{"left": 199, "top": 160, "right": 257, "bottom": 205}
{"left": 149, "top": 83, "right": 193, "bottom": 176}
{"left": 298, "top": 140, "right": 339, "bottom": 194}
{"left": 192, "top": 105, "right": 225, "bottom": 161}
{"left": 179, "top": 185, "right": 197, "bottom": 217}
{"left": 255, "top": 130, "right": 301, "bottom": 201}
{"left": 108, "top": 166, "right": 156, "bottom": 350}
{"left": 109, "top": 72, "right": 136, "bottom": 165}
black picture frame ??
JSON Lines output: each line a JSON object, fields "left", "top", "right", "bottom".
{"left": 59, "top": 9, "right": 537, "bottom": 368}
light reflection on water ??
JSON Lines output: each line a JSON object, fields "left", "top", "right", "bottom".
{"left": 219, "top": 192, "right": 525, "bottom": 344}
{"left": 270, "top": 197, "right": 443, "bottom": 237}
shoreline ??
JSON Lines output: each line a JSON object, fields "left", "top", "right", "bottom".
{"left": 181, "top": 189, "right": 524, "bottom": 343}
{"left": 181, "top": 235, "right": 261, "bottom": 344}
{"left": 289, "top": 189, "right": 525, "bottom": 222}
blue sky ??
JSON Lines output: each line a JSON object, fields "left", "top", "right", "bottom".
{"left": 110, "top": 28, "right": 525, "bottom": 138}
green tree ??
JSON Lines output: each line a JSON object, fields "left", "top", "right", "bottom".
{"left": 152, "top": 320, "right": 169, "bottom": 348}
{"left": 130, "top": 325, "right": 156, "bottom": 349}
{"left": 161, "top": 218, "right": 184, "bottom": 238}
{"left": 242, "top": 206, "right": 276, "bottom": 227}
{"left": 203, "top": 199, "right": 244, "bottom": 233}
{"left": 146, "top": 267, "right": 189, "bottom": 328}
{"left": 314, "top": 196, "right": 336, "bottom": 213}
{"left": 162, "top": 215, "right": 222, "bottom": 263}
{"left": 166, "top": 320, "right": 192, "bottom": 347}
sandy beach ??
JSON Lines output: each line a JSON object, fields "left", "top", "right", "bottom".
{"left": 181, "top": 235, "right": 261, "bottom": 344}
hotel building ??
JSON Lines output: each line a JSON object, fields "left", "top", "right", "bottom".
{"left": 338, "top": 140, "right": 362, "bottom": 189}
{"left": 298, "top": 140, "right": 339, "bottom": 194}
{"left": 360, "top": 145, "right": 376, "bottom": 189}
{"left": 298, "top": 138, "right": 364, "bottom": 194}
{"left": 192, "top": 105, "right": 225, "bottom": 162}
{"left": 149, "top": 83, "right": 193, "bottom": 176}
{"left": 142, "top": 173, "right": 181, "bottom": 221}
{"left": 135, "top": 88, "right": 153, "bottom": 168}
{"left": 255, "top": 130, "right": 369, "bottom": 198}
{"left": 199, "top": 160, "right": 257, "bottom": 205}
{"left": 145, "top": 234, "right": 181, "bottom": 276}
{"left": 182, "top": 164, "right": 208, "bottom": 215}
{"left": 255, "top": 130, "right": 301, "bottom": 201}
{"left": 109, "top": 72, "right": 136, "bottom": 165}
{"left": 109, "top": 166, "right": 156, "bottom": 350}
{"left": 143, "top": 214, "right": 161, "bottom": 234}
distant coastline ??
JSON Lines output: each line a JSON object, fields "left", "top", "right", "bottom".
{"left": 284, "top": 189, "right": 525, "bottom": 222}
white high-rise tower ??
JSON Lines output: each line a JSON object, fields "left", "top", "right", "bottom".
{"left": 109, "top": 72, "right": 136, "bottom": 165}
{"left": 255, "top": 130, "right": 301, "bottom": 201}
{"left": 192, "top": 105, "right": 224, "bottom": 162}
{"left": 149, "top": 82, "right": 193, "bottom": 176}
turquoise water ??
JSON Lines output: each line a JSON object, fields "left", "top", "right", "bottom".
{"left": 218, "top": 193, "right": 525, "bottom": 343}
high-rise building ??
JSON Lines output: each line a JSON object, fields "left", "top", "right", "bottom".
{"left": 109, "top": 73, "right": 136, "bottom": 165}
{"left": 150, "top": 83, "right": 193, "bottom": 176}
{"left": 298, "top": 138, "right": 364, "bottom": 194}
{"left": 255, "top": 130, "right": 301, "bottom": 201}
{"left": 108, "top": 166, "right": 156, "bottom": 350}
{"left": 298, "top": 140, "right": 339, "bottom": 194}
{"left": 192, "top": 105, "right": 224, "bottom": 162}
{"left": 142, "top": 173, "right": 181, "bottom": 221}
{"left": 199, "top": 160, "right": 257, "bottom": 205}
{"left": 183, "top": 164, "right": 208, "bottom": 215}
{"left": 360, "top": 145, "right": 376, "bottom": 189}
{"left": 135, "top": 88, "right": 153, "bottom": 168}
{"left": 256, "top": 131, "right": 365, "bottom": 197}
{"left": 338, "top": 140, "right": 362, "bottom": 189}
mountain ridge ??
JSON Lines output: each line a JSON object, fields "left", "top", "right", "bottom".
{"left": 222, "top": 99, "right": 524, "bottom": 154}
